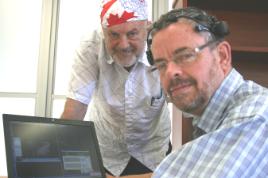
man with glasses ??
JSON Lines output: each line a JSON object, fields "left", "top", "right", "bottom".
{"left": 61, "top": 0, "right": 171, "bottom": 177}
{"left": 148, "top": 7, "right": 268, "bottom": 177}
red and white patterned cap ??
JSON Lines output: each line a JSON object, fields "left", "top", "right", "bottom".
{"left": 100, "top": 0, "right": 148, "bottom": 28}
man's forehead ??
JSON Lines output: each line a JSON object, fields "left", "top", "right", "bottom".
{"left": 153, "top": 22, "right": 195, "bottom": 40}
{"left": 152, "top": 23, "right": 204, "bottom": 52}
{"left": 105, "top": 20, "right": 147, "bottom": 32}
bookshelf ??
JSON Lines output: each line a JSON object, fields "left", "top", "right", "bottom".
{"left": 172, "top": 0, "right": 268, "bottom": 145}
{"left": 182, "top": 0, "right": 268, "bottom": 87}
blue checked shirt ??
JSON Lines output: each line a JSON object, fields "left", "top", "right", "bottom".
{"left": 153, "top": 69, "right": 268, "bottom": 178}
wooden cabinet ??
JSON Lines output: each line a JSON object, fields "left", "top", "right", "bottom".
{"left": 183, "top": 0, "right": 268, "bottom": 87}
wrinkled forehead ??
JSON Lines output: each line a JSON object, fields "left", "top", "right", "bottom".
{"left": 103, "top": 20, "right": 148, "bottom": 33}
{"left": 153, "top": 21, "right": 202, "bottom": 42}
{"left": 151, "top": 22, "right": 207, "bottom": 54}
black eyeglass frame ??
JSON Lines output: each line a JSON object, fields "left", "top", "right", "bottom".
{"left": 150, "top": 39, "right": 221, "bottom": 72}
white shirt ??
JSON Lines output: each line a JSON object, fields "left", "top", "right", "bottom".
{"left": 67, "top": 29, "right": 171, "bottom": 176}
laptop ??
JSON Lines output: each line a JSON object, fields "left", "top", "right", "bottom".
{"left": 2, "top": 114, "right": 106, "bottom": 178}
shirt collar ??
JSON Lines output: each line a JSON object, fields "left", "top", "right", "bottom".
{"left": 139, "top": 47, "right": 151, "bottom": 67}
{"left": 193, "top": 69, "right": 244, "bottom": 134}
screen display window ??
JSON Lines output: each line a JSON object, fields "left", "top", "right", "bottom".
{"left": 8, "top": 121, "right": 103, "bottom": 178}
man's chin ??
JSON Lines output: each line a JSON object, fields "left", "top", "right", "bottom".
{"left": 172, "top": 95, "right": 193, "bottom": 110}
{"left": 114, "top": 57, "right": 137, "bottom": 67}
{"left": 174, "top": 102, "right": 196, "bottom": 114}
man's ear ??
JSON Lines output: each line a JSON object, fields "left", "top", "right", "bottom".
{"left": 146, "top": 20, "right": 153, "bottom": 30}
{"left": 217, "top": 41, "right": 232, "bottom": 75}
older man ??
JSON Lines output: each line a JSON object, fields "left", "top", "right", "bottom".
{"left": 61, "top": 0, "right": 171, "bottom": 177}
{"left": 149, "top": 7, "right": 268, "bottom": 177}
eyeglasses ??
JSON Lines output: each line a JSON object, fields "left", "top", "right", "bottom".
{"left": 151, "top": 40, "right": 219, "bottom": 73}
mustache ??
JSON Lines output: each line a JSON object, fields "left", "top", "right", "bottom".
{"left": 117, "top": 47, "right": 133, "bottom": 53}
{"left": 168, "top": 76, "right": 196, "bottom": 93}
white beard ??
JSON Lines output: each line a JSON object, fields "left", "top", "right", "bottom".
{"left": 113, "top": 55, "right": 139, "bottom": 68}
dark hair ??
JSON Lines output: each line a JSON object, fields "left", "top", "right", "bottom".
{"left": 146, "top": 7, "right": 230, "bottom": 65}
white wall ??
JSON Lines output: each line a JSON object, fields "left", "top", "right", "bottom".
{"left": 0, "top": 0, "right": 182, "bottom": 176}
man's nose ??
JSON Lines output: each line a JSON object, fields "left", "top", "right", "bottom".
{"left": 118, "top": 35, "right": 130, "bottom": 48}
{"left": 165, "top": 60, "right": 183, "bottom": 79}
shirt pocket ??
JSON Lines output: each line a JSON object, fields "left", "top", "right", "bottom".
{"left": 149, "top": 89, "right": 164, "bottom": 108}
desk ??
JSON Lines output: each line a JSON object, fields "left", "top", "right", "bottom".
{"left": 0, "top": 173, "right": 152, "bottom": 178}
{"left": 107, "top": 173, "right": 152, "bottom": 178}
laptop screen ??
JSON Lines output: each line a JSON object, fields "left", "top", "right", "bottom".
{"left": 3, "top": 114, "right": 106, "bottom": 178}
